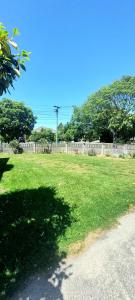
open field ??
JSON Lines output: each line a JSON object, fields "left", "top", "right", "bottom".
{"left": 1, "top": 153, "right": 135, "bottom": 296}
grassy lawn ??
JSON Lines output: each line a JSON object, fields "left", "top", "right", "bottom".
{"left": 1, "top": 153, "right": 135, "bottom": 296}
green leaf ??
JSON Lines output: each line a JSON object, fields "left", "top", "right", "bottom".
{"left": 20, "top": 63, "right": 26, "bottom": 71}
{"left": 12, "top": 28, "right": 20, "bottom": 37}
{"left": 21, "top": 50, "right": 31, "bottom": 58}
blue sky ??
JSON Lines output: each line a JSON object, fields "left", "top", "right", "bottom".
{"left": 1, "top": 0, "right": 135, "bottom": 129}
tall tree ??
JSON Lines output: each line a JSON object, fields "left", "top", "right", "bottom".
{"left": 0, "top": 22, "right": 30, "bottom": 95}
{"left": 57, "top": 123, "right": 65, "bottom": 141}
{"left": 88, "top": 76, "right": 135, "bottom": 142}
{"left": 0, "top": 99, "right": 36, "bottom": 142}
{"left": 69, "top": 76, "right": 135, "bottom": 143}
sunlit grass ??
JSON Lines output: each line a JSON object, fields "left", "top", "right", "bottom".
{"left": 1, "top": 153, "right": 135, "bottom": 296}
{"left": 1, "top": 153, "right": 135, "bottom": 249}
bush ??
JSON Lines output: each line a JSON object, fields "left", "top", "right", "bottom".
{"left": 41, "top": 147, "right": 51, "bottom": 154}
{"left": 105, "top": 153, "right": 111, "bottom": 157}
{"left": 119, "top": 153, "right": 126, "bottom": 159}
{"left": 38, "top": 138, "right": 48, "bottom": 144}
{"left": 88, "top": 149, "right": 96, "bottom": 156}
{"left": 130, "top": 152, "right": 135, "bottom": 159}
{"left": 9, "top": 139, "right": 23, "bottom": 154}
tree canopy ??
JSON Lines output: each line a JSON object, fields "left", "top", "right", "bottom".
{"left": 62, "top": 76, "right": 135, "bottom": 143}
{"left": 0, "top": 22, "right": 30, "bottom": 95}
{"left": 0, "top": 99, "right": 36, "bottom": 142}
{"left": 29, "top": 128, "right": 55, "bottom": 143}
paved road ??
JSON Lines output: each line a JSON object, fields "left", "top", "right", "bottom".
{"left": 11, "top": 211, "right": 135, "bottom": 300}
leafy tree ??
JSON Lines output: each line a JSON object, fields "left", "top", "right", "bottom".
{"left": 0, "top": 99, "right": 36, "bottom": 142}
{"left": 57, "top": 123, "right": 65, "bottom": 141}
{"left": 58, "top": 122, "right": 76, "bottom": 142}
{"left": 29, "top": 128, "right": 55, "bottom": 143}
{"left": 87, "top": 76, "right": 135, "bottom": 142}
{"left": 0, "top": 22, "right": 30, "bottom": 95}
{"left": 69, "top": 76, "right": 135, "bottom": 143}
{"left": 64, "top": 107, "right": 98, "bottom": 142}
{"left": 64, "top": 127, "right": 75, "bottom": 142}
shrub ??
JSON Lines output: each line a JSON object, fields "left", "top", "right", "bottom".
{"left": 130, "top": 152, "right": 135, "bottom": 159}
{"left": 88, "top": 149, "right": 96, "bottom": 156}
{"left": 9, "top": 139, "right": 23, "bottom": 154}
{"left": 41, "top": 147, "right": 51, "bottom": 154}
{"left": 105, "top": 153, "right": 111, "bottom": 157}
{"left": 119, "top": 153, "right": 126, "bottom": 159}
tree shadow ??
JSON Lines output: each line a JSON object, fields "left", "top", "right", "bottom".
{"left": 0, "top": 187, "right": 72, "bottom": 299}
{"left": 0, "top": 158, "right": 13, "bottom": 181}
{"left": 10, "top": 261, "right": 73, "bottom": 300}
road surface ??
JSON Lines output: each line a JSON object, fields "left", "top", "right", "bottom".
{"left": 10, "top": 211, "right": 135, "bottom": 300}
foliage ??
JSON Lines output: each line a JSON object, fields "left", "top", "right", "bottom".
{"left": 87, "top": 149, "right": 96, "bottom": 156}
{"left": 9, "top": 139, "right": 23, "bottom": 154}
{"left": 29, "top": 127, "right": 55, "bottom": 143}
{"left": 65, "top": 76, "right": 135, "bottom": 143}
{"left": 64, "top": 127, "right": 75, "bottom": 142}
{"left": 69, "top": 107, "right": 91, "bottom": 141}
{"left": 0, "top": 134, "right": 4, "bottom": 142}
{"left": 129, "top": 152, "right": 135, "bottom": 159}
{"left": 57, "top": 122, "right": 76, "bottom": 142}
{"left": 119, "top": 153, "right": 126, "bottom": 159}
{"left": 57, "top": 123, "right": 65, "bottom": 141}
{"left": 0, "top": 99, "right": 36, "bottom": 142}
{"left": 0, "top": 23, "right": 31, "bottom": 95}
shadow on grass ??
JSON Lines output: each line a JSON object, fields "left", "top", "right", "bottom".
{"left": 0, "top": 158, "right": 13, "bottom": 181}
{"left": 0, "top": 187, "right": 72, "bottom": 299}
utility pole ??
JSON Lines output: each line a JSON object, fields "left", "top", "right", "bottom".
{"left": 53, "top": 106, "right": 60, "bottom": 145}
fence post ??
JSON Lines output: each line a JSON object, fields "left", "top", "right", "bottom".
{"left": 124, "top": 144, "right": 127, "bottom": 155}
{"left": 83, "top": 143, "right": 85, "bottom": 154}
{"left": 66, "top": 143, "right": 68, "bottom": 154}
{"left": 33, "top": 142, "right": 36, "bottom": 153}
{"left": 101, "top": 144, "right": 104, "bottom": 155}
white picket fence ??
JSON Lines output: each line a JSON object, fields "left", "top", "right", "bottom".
{"left": 51, "top": 142, "right": 135, "bottom": 156}
{"left": 1, "top": 141, "right": 135, "bottom": 156}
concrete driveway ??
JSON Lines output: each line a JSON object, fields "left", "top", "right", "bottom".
{"left": 10, "top": 211, "right": 135, "bottom": 300}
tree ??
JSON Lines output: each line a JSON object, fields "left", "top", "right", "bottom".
{"left": 0, "top": 99, "right": 36, "bottom": 142}
{"left": 57, "top": 123, "right": 65, "bottom": 141}
{"left": 29, "top": 128, "right": 55, "bottom": 143}
{"left": 0, "top": 22, "right": 30, "bottom": 95}
{"left": 88, "top": 76, "right": 135, "bottom": 142}
{"left": 69, "top": 76, "right": 135, "bottom": 143}
{"left": 64, "top": 107, "right": 98, "bottom": 142}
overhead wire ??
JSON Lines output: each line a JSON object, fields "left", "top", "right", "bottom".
{"left": 31, "top": 105, "right": 75, "bottom": 128}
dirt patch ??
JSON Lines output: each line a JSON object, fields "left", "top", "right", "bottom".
{"left": 128, "top": 204, "right": 135, "bottom": 212}
{"left": 69, "top": 205, "right": 135, "bottom": 258}
{"left": 69, "top": 229, "right": 105, "bottom": 257}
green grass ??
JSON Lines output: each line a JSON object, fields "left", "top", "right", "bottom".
{"left": 1, "top": 153, "right": 135, "bottom": 296}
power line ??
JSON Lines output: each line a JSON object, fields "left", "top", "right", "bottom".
{"left": 32, "top": 105, "right": 75, "bottom": 130}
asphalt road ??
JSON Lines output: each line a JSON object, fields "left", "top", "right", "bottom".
{"left": 10, "top": 211, "right": 135, "bottom": 300}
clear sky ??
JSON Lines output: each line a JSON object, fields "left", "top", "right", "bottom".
{"left": 1, "top": 0, "right": 135, "bottom": 129}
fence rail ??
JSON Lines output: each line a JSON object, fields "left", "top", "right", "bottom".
{"left": 1, "top": 142, "right": 135, "bottom": 156}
